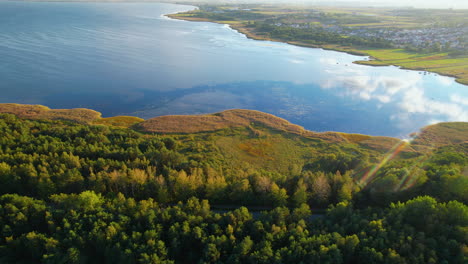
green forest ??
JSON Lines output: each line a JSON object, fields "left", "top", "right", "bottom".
{"left": 0, "top": 110, "right": 466, "bottom": 263}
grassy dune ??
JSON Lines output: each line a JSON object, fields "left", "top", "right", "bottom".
{"left": 411, "top": 122, "right": 468, "bottom": 147}
{"left": 0, "top": 103, "right": 101, "bottom": 123}
{"left": 1, "top": 104, "right": 465, "bottom": 156}
{"left": 136, "top": 109, "right": 355, "bottom": 144}
{"left": 136, "top": 109, "right": 305, "bottom": 134}
{"left": 0, "top": 104, "right": 464, "bottom": 179}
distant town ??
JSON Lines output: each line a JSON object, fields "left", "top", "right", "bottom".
{"left": 274, "top": 23, "right": 467, "bottom": 51}
{"left": 200, "top": 5, "right": 468, "bottom": 52}
{"left": 171, "top": 5, "right": 468, "bottom": 84}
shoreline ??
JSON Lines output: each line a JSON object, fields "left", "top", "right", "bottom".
{"left": 5, "top": 1, "right": 465, "bottom": 85}
{"left": 166, "top": 12, "right": 468, "bottom": 86}
{"left": 0, "top": 103, "right": 399, "bottom": 139}
{"left": 1, "top": 103, "right": 467, "bottom": 153}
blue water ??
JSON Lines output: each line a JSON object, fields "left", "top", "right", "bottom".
{"left": 0, "top": 2, "right": 467, "bottom": 137}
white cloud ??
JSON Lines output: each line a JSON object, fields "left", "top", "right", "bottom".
{"left": 189, "top": 0, "right": 468, "bottom": 9}
{"left": 436, "top": 75, "right": 454, "bottom": 86}
{"left": 451, "top": 94, "right": 468, "bottom": 106}
{"left": 399, "top": 87, "right": 426, "bottom": 113}
{"left": 320, "top": 72, "right": 421, "bottom": 103}
{"left": 375, "top": 95, "right": 391, "bottom": 103}
{"left": 288, "top": 59, "right": 305, "bottom": 64}
{"left": 319, "top": 57, "right": 338, "bottom": 65}
{"left": 399, "top": 88, "right": 468, "bottom": 121}
{"left": 321, "top": 70, "right": 468, "bottom": 128}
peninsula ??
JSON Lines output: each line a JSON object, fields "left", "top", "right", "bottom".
{"left": 168, "top": 4, "right": 468, "bottom": 85}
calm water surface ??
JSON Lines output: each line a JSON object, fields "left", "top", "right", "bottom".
{"left": 0, "top": 2, "right": 467, "bottom": 137}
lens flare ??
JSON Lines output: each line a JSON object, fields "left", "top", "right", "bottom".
{"left": 357, "top": 140, "right": 408, "bottom": 187}
{"left": 395, "top": 155, "right": 423, "bottom": 191}
{"left": 398, "top": 148, "right": 438, "bottom": 191}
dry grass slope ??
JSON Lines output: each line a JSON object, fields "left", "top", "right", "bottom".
{"left": 3, "top": 104, "right": 464, "bottom": 154}
{"left": 136, "top": 109, "right": 423, "bottom": 150}
{"left": 411, "top": 122, "right": 468, "bottom": 147}
{"left": 0, "top": 104, "right": 50, "bottom": 118}
{"left": 137, "top": 109, "right": 303, "bottom": 133}
{"left": 338, "top": 133, "right": 372, "bottom": 143}
{"left": 0, "top": 103, "right": 101, "bottom": 123}
{"left": 360, "top": 136, "right": 415, "bottom": 153}
{"left": 137, "top": 109, "right": 351, "bottom": 142}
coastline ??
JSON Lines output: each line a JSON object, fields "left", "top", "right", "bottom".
{"left": 166, "top": 12, "right": 468, "bottom": 86}
{"left": 1, "top": 103, "right": 467, "bottom": 153}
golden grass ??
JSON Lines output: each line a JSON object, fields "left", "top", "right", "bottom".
{"left": 94, "top": 116, "right": 144, "bottom": 128}
{"left": 337, "top": 133, "right": 372, "bottom": 143}
{"left": 0, "top": 103, "right": 50, "bottom": 118}
{"left": 137, "top": 109, "right": 355, "bottom": 143}
{"left": 211, "top": 132, "right": 306, "bottom": 174}
{"left": 411, "top": 122, "right": 468, "bottom": 147}
{"left": 303, "top": 131, "right": 348, "bottom": 142}
{"left": 360, "top": 136, "right": 415, "bottom": 153}
{"left": 6, "top": 104, "right": 464, "bottom": 154}
{"left": 238, "top": 141, "right": 273, "bottom": 159}
{"left": 0, "top": 103, "right": 101, "bottom": 123}
{"left": 136, "top": 109, "right": 305, "bottom": 134}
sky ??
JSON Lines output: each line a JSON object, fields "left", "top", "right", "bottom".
{"left": 316, "top": 0, "right": 468, "bottom": 8}
{"left": 179, "top": 0, "right": 468, "bottom": 9}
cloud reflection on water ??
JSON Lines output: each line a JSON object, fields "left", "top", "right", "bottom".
{"left": 2, "top": 2, "right": 468, "bottom": 138}
{"left": 400, "top": 88, "right": 468, "bottom": 121}
{"left": 318, "top": 66, "right": 468, "bottom": 130}
{"left": 451, "top": 94, "right": 468, "bottom": 106}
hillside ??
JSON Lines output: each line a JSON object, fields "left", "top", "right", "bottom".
{"left": 0, "top": 103, "right": 465, "bottom": 200}
{"left": 411, "top": 122, "right": 468, "bottom": 147}
{"left": 0, "top": 104, "right": 466, "bottom": 263}
{"left": 2, "top": 103, "right": 463, "bottom": 148}
{"left": 0, "top": 103, "right": 101, "bottom": 123}
{"left": 137, "top": 109, "right": 305, "bottom": 134}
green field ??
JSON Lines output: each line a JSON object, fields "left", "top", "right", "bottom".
{"left": 355, "top": 49, "right": 468, "bottom": 84}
